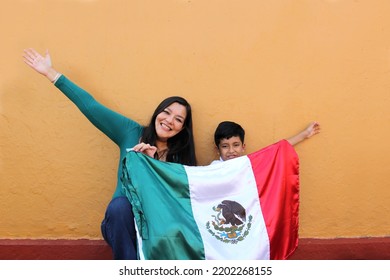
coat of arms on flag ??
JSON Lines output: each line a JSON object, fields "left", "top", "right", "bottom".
{"left": 206, "top": 200, "right": 253, "bottom": 244}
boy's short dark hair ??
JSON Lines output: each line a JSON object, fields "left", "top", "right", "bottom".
{"left": 214, "top": 121, "right": 245, "bottom": 146}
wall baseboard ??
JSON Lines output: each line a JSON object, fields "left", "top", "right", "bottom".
{"left": 289, "top": 237, "right": 390, "bottom": 260}
{"left": 0, "top": 239, "right": 112, "bottom": 260}
{"left": 1, "top": 237, "right": 389, "bottom": 260}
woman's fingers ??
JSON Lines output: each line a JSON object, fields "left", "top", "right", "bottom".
{"left": 132, "top": 143, "right": 157, "bottom": 152}
{"left": 131, "top": 143, "right": 158, "bottom": 158}
{"left": 22, "top": 48, "right": 52, "bottom": 75}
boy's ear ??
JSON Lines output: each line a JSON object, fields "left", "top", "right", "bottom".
{"left": 214, "top": 145, "right": 220, "bottom": 154}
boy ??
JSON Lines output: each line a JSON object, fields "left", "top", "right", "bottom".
{"left": 212, "top": 121, "right": 320, "bottom": 163}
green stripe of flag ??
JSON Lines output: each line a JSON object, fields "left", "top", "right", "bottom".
{"left": 122, "top": 155, "right": 205, "bottom": 260}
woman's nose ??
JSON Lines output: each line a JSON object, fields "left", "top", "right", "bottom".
{"left": 166, "top": 115, "right": 174, "bottom": 123}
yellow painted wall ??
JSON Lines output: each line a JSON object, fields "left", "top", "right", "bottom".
{"left": 1, "top": 0, "right": 389, "bottom": 240}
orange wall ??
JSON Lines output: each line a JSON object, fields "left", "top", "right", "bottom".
{"left": 1, "top": 0, "right": 389, "bottom": 239}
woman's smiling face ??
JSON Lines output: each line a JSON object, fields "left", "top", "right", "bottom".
{"left": 155, "top": 102, "right": 187, "bottom": 141}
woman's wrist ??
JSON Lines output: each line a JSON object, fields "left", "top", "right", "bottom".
{"left": 46, "top": 68, "right": 61, "bottom": 83}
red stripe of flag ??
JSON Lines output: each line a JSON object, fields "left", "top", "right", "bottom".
{"left": 248, "top": 140, "right": 300, "bottom": 260}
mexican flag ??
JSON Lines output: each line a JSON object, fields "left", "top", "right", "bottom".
{"left": 121, "top": 140, "right": 299, "bottom": 260}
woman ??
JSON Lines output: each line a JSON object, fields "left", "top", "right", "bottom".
{"left": 23, "top": 48, "right": 197, "bottom": 259}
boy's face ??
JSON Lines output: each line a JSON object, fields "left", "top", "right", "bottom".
{"left": 217, "top": 136, "right": 246, "bottom": 161}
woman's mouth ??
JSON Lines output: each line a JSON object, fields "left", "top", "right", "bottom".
{"left": 160, "top": 123, "right": 172, "bottom": 131}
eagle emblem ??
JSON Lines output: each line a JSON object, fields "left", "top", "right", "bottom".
{"left": 206, "top": 200, "right": 253, "bottom": 244}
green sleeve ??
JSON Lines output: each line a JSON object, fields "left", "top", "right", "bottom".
{"left": 54, "top": 75, "right": 142, "bottom": 145}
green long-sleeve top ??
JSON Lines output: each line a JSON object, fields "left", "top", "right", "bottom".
{"left": 55, "top": 75, "right": 144, "bottom": 198}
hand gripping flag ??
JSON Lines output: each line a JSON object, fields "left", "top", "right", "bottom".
{"left": 121, "top": 140, "right": 299, "bottom": 260}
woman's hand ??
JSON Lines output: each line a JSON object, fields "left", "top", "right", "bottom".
{"left": 23, "top": 48, "right": 52, "bottom": 75}
{"left": 132, "top": 142, "right": 158, "bottom": 158}
{"left": 23, "top": 48, "right": 59, "bottom": 82}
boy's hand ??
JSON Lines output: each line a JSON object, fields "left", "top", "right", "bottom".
{"left": 305, "top": 122, "right": 320, "bottom": 139}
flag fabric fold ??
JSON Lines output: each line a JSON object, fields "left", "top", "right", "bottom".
{"left": 121, "top": 140, "right": 299, "bottom": 260}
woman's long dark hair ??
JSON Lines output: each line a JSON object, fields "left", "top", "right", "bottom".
{"left": 141, "top": 96, "right": 197, "bottom": 166}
